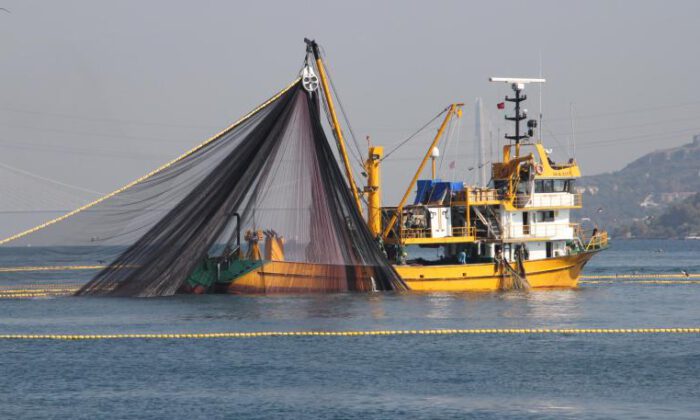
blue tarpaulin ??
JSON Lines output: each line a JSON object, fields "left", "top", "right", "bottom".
{"left": 413, "top": 179, "right": 439, "bottom": 204}
{"left": 450, "top": 181, "right": 464, "bottom": 192}
{"left": 428, "top": 182, "right": 450, "bottom": 203}
{"left": 413, "top": 179, "right": 463, "bottom": 205}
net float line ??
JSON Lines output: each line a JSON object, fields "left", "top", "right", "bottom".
{"left": 0, "top": 291, "right": 74, "bottom": 299}
{"left": 0, "top": 78, "right": 301, "bottom": 246}
{"left": 0, "top": 287, "right": 79, "bottom": 294}
{"left": 0, "top": 328, "right": 698, "bottom": 340}
{"left": 0, "top": 278, "right": 699, "bottom": 299}
{"left": 0, "top": 284, "right": 85, "bottom": 298}
{"left": 0, "top": 265, "right": 105, "bottom": 273}
{"left": 580, "top": 280, "right": 700, "bottom": 285}
{"left": 0, "top": 285, "right": 81, "bottom": 298}
{"left": 581, "top": 274, "right": 700, "bottom": 279}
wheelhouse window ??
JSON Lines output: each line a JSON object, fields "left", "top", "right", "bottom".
{"left": 535, "top": 179, "right": 552, "bottom": 193}
{"left": 553, "top": 180, "right": 567, "bottom": 192}
{"left": 535, "top": 179, "right": 573, "bottom": 193}
{"left": 536, "top": 210, "right": 555, "bottom": 222}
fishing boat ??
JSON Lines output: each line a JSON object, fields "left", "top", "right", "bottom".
{"left": 186, "top": 41, "right": 608, "bottom": 294}
{"left": 375, "top": 76, "right": 609, "bottom": 291}
{"left": 0, "top": 39, "right": 607, "bottom": 297}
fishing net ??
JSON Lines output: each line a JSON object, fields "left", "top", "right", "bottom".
{"left": 0, "top": 81, "right": 405, "bottom": 296}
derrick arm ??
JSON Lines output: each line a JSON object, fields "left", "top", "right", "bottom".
{"left": 305, "top": 39, "right": 363, "bottom": 213}
{"left": 381, "top": 103, "right": 463, "bottom": 239}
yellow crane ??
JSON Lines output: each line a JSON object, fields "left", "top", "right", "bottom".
{"left": 304, "top": 39, "right": 363, "bottom": 214}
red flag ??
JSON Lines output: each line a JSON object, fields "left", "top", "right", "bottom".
{"left": 497, "top": 102, "right": 505, "bottom": 109}
{"left": 449, "top": 161, "right": 455, "bottom": 169}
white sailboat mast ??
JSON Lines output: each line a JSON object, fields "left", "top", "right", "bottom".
{"left": 474, "top": 97, "right": 487, "bottom": 187}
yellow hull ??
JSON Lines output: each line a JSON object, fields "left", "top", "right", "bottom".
{"left": 228, "top": 261, "right": 376, "bottom": 294}
{"left": 395, "top": 252, "right": 595, "bottom": 292}
{"left": 227, "top": 252, "right": 596, "bottom": 293}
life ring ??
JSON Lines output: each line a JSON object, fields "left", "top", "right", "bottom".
{"left": 535, "top": 163, "right": 544, "bottom": 175}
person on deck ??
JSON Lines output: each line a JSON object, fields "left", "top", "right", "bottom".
{"left": 457, "top": 250, "right": 467, "bottom": 264}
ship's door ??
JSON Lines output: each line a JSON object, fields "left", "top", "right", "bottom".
{"left": 522, "top": 212, "right": 530, "bottom": 235}
{"left": 546, "top": 241, "right": 553, "bottom": 258}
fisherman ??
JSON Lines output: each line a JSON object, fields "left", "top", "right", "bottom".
{"left": 494, "top": 247, "right": 504, "bottom": 272}
{"left": 521, "top": 244, "right": 529, "bottom": 260}
{"left": 398, "top": 244, "right": 408, "bottom": 265}
{"left": 457, "top": 249, "right": 467, "bottom": 264}
{"left": 376, "top": 235, "right": 388, "bottom": 258}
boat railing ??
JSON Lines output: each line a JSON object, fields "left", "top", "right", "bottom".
{"left": 513, "top": 193, "right": 582, "bottom": 208}
{"left": 400, "top": 226, "right": 476, "bottom": 240}
{"left": 585, "top": 230, "right": 609, "bottom": 250}
{"left": 451, "top": 226, "right": 476, "bottom": 237}
{"left": 504, "top": 222, "right": 578, "bottom": 239}
{"left": 454, "top": 188, "right": 502, "bottom": 203}
{"left": 574, "top": 225, "right": 609, "bottom": 250}
{"left": 401, "top": 227, "right": 431, "bottom": 239}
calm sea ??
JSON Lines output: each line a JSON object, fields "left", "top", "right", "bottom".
{"left": 1, "top": 239, "right": 699, "bottom": 419}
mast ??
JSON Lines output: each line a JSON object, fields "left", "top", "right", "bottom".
{"left": 365, "top": 146, "right": 383, "bottom": 237}
{"left": 538, "top": 51, "right": 543, "bottom": 141}
{"left": 505, "top": 86, "right": 527, "bottom": 157}
{"left": 490, "top": 77, "right": 546, "bottom": 158}
{"left": 305, "top": 38, "right": 363, "bottom": 213}
{"left": 475, "top": 97, "right": 486, "bottom": 186}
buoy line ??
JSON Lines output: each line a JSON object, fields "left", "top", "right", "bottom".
{"left": 0, "top": 78, "right": 301, "bottom": 246}
{"left": 0, "top": 273, "right": 698, "bottom": 298}
{"left": 0, "top": 328, "right": 698, "bottom": 340}
{"left": 0, "top": 286, "right": 81, "bottom": 298}
{"left": 581, "top": 274, "right": 700, "bottom": 279}
{"left": 0, "top": 265, "right": 105, "bottom": 273}
{"left": 2, "top": 279, "right": 700, "bottom": 299}
{"left": 0, "top": 291, "right": 75, "bottom": 299}
{"left": 580, "top": 280, "right": 700, "bottom": 285}
{"left": 0, "top": 288, "right": 79, "bottom": 294}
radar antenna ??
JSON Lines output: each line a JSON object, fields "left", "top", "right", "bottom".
{"left": 490, "top": 77, "right": 546, "bottom": 157}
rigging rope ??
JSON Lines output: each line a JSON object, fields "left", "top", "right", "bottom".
{"left": 319, "top": 46, "right": 365, "bottom": 167}
{"left": 0, "top": 78, "right": 301, "bottom": 246}
{"left": 0, "top": 161, "right": 103, "bottom": 196}
{"left": 381, "top": 107, "right": 449, "bottom": 162}
{"left": 310, "top": 47, "right": 371, "bottom": 208}
{"left": 438, "top": 114, "right": 461, "bottom": 176}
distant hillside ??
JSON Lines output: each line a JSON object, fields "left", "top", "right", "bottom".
{"left": 577, "top": 135, "right": 700, "bottom": 237}
{"left": 616, "top": 192, "right": 700, "bottom": 238}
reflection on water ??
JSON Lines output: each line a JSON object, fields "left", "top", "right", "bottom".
{"left": 424, "top": 293, "right": 456, "bottom": 319}
{"left": 1, "top": 240, "right": 700, "bottom": 419}
{"left": 523, "top": 289, "right": 583, "bottom": 325}
{"left": 367, "top": 293, "right": 387, "bottom": 320}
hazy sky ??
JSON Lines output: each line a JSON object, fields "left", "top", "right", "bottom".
{"left": 0, "top": 0, "right": 699, "bottom": 233}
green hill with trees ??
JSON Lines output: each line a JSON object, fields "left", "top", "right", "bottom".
{"left": 615, "top": 192, "right": 700, "bottom": 238}
{"left": 577, "top": 135, "right": 700, "bottom": 238}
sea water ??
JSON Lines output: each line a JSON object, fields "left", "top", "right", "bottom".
{"left": 0, "top": 240, "right": 698, "bottom": 419}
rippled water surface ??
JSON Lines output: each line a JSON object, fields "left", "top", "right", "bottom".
{"left": 1, "top": 240, "right": 699, "bottom": 419}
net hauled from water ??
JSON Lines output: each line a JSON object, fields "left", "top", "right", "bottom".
{"left": 1, "top": 81, "right": 405, "bottom": 296}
